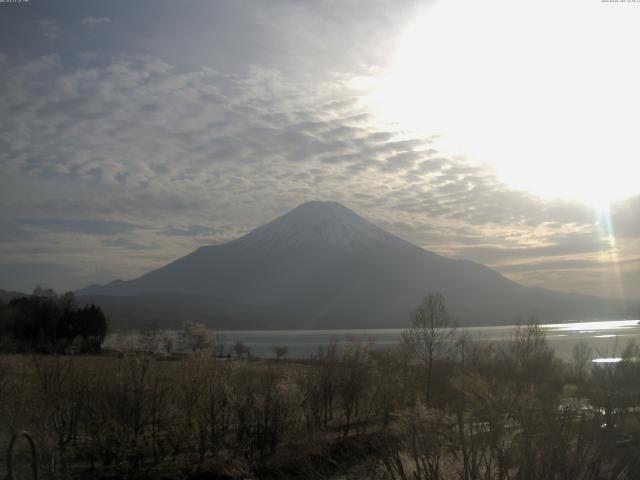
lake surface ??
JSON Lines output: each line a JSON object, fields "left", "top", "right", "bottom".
{"left": 105, "top": 319, "right": 640, "bottom": 363}
{"left": 217, "top": 320, "right": 640, "bottom": 362}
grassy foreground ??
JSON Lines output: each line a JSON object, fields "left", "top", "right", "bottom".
{"left": 2, "top": 322, "right": 640, "bottom": 479}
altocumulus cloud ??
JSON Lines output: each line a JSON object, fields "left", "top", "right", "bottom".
{"left": 0, "top": 50, "right": 639, "bottom": 297}
{"left": 80, "top": 17, "right": 110, "bottom": 27}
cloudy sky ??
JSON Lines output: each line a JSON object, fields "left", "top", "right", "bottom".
{"left": 1, "top": 0, "right": 639, "bottom": 301}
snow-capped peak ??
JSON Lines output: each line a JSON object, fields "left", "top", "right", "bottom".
{"left": 230, "top": 201, "right": 402, "bottom": 251}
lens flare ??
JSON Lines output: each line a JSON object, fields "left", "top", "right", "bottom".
{"left": 595, "top": 204, "right": 625, "bottom": 299}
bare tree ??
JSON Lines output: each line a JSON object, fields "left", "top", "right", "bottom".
{"left": 203, "top": 357, "right": 231, "bottom": 450}
{"left": 403, "top": 293, "right": 457, "bottom": 403}
{"left": 272, "top": 345, "right": 288, "bottom": 360}
{"left": 232, "top": 339, "right": 251, "bottom": 359}
{"left": 32, "top": 355, "right": 80, "bottom": 475}
{"left": 315, "top": 338, "right": 340, "bottom": 429}
{"left": 500, "top": 317, "right": 558, "bottom": 397}
{"left": 380, "top": 404, "right": 456, "bottom": 480}
{"left": 295, "top": 365, "right": 323, "bottom": 436}
{"left": 572, "top": 340, "right": 592, "bottom": 394}
{"left": 254, "top": 367, "right": 295, "bottom": 461}
{"left": 180, "top": 321, "right": 215, "bottom": 353}
{"left": 369, "top": 346, "right": 408, "bottom": 429}
{"left": 339, "top": 339, "right": 371, "bottom": 436}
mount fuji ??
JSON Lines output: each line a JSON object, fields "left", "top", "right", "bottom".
{"left": 78, "top": 201, "right": 637, "bottom": 330}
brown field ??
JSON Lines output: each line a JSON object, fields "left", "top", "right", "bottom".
{"left": 2, "top": 323, "right": 640, "bottom": 479}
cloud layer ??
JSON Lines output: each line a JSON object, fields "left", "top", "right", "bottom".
{"left": 0, "top": 1, "right": 638, "bottom": 300}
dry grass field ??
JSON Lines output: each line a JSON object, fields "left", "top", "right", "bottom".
{"left": 1, "top": 322, "right": 640, "bottom": 479}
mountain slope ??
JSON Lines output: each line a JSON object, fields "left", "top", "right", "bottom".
{"left": 78, "top": 201, "right": 637, "bottom": 329}
{"left": 0, "top": 289, "right": 29, "bottom": 303}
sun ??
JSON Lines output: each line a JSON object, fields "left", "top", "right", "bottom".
{"left": 355, "top": 0, "right": 640, "bottom": 207}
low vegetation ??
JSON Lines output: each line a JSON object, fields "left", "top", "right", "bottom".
{"left": 0, "top": 293, "right": 639, "bottom": 479}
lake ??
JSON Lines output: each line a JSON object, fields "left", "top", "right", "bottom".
{"left": 219, "top": 320, "right": 640, "bottom": 362}
{"left": 105, "top": 319, "right": 640, "bottom": 363}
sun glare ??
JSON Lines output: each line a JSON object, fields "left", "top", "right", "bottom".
{"left": 356, "top": 0, "right": 640, "bottom": 207}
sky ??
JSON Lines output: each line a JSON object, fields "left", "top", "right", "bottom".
{"left": 0, "top": 0, "right": 639, "bottom": 301}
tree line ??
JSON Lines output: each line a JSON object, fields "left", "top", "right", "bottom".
{"left": 0, "top": 287, "right": 108, "bottom": 353}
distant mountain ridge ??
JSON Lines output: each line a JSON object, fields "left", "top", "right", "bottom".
{"left": 0, "top": 289, "right": 29, "bottom": 303}
{"left": 78, "top": 201, "right": 637, "bottom": 330}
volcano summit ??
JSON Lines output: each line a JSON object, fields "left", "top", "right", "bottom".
{"left": 78, "top": 202, "right": 636, "bottom": 329}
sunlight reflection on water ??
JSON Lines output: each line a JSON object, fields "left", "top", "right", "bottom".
{"left": 592, "top": 357, "right": 623, "bottom": 363}
{"left": 543, "top": 320, "right": 640, "bottom": 332}
{"left": 105, "top": 319, "right": 640, "bottom": 363}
